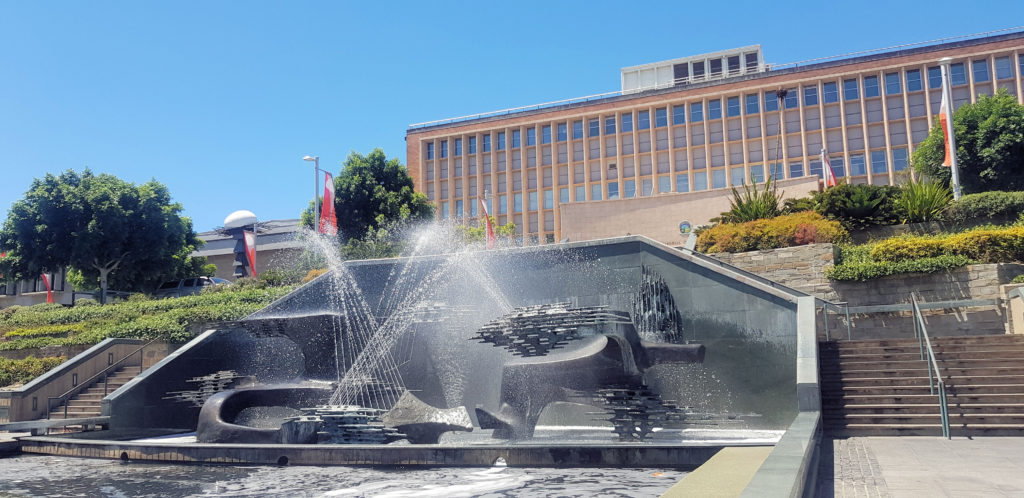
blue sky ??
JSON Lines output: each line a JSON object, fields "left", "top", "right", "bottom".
{"left": 2, "top": 1, "right": 1023, "bottom": 232}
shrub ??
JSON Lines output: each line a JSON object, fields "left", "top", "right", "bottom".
{"left": 717, "top": 176, "right": 782, "bottom": 223}
{"left": 826, "top": 252, "right": 974, "bottom": 281}
{"left": 301, "top": 268, "right": 329, "bottom": 283}
{"left": 74, "top": 298, "right": 98, "bottom": 307}
{"left": 201, "top": 263, "right": 218, "bottom": 277}
{"left": 697, "top": 211, "right": 848, "bottom": 253}
{"left": 0, "top": 355, "right": 66, "bottom": 388}
{"left": 897, "top": 179, "right": 952, "bottom": 223}
{"left": 782, "top": 196, "right": 817, "bottom": 214}
{"left": 258, "top": 268, "right": 303, "bottom": 286}
{"left": 3, "top": 323, "right": 84, "bottom": 339}
{"left": 1013, "top": 274, "right": 1024, "bottom": 284}
{"left": 940, "top": 191, "right": 1024, "bottom": 225}
{"left": 815, "top": 183, "right": 901, "bottom": 229}
{"left": 868, "top": 225, "right": 1024, "bottom": 264}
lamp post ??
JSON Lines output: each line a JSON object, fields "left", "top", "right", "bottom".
{"left": 303, "top": 155, "right": 320, "bottom": 223}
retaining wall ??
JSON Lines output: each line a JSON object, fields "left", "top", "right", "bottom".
{"left": 711, "top": 243, "right": 1024, "bottom": 339}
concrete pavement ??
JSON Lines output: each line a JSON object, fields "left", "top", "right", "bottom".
{"left": 818, "top": 436, "right": 1024, "bottom": 497}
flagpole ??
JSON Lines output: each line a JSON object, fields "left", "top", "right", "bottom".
{"left": 938, "top": 57, "right": 963, "bottom": 200}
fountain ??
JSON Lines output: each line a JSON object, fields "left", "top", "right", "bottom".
{"left": 21, "top": 228, "right": 806, "bottom": 467}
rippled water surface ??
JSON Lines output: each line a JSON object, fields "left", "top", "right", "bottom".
{"left": 0, "top": 455, "right": 686, "bottom": 497}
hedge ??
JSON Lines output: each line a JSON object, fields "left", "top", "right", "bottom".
{"left": 826, "top": 243, "right": 974, "bottom": 281}
{"left": 940, "top": 191, "right": 1024, "bottom": 225}
{"left": 0, "top": 285, "right": 293, "bottom": 351}
{"left": 697, "top": 211, "right": 848, "bottom": 253}
{"left": 869, "top": 225, "right": 1024, "bottom": 263}
{"left": 0, "top": 355, "right": 66, "bottom": 388}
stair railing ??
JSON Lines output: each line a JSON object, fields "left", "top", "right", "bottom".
{"left": 46, "top": 339, "right": 156, "bottom": 420}
{"left": 911, "top": 296, "right": 951, "bottom": 439}
{"left": 819, "top": 299, "right": 852, "bottom": 341}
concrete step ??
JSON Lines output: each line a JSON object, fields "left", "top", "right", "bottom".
{"left": 66, "top": 400, "right": 101, "bottom": 408}
{"left": 830, "top": 356, "right": 1024, "bottom": 368}
{"left": 827, "top": 384, "right": 1024, "bottom": 395}
{"left": 823, "top": 335, "right": 1024, "bottom": 349}
{"left": 825, "top": 393, "right": 1024, "bottom": 405}
{"left": 824, "top": 413, "right": 1024, "bottom": 425}
{"left": 825, "top": 424, "right": 1024, "bottom": 437}
{"left": 834, "top": 403, "right": 1024, "bottom": 415}
{"left": 824, "top": 370, "right": 1024, "bottom": 382}
{"left": 828, "top": 346, "right": 1024, "bottom": 357}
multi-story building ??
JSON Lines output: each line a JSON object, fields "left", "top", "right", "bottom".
{"left": 406, "top": 30, "right": 1024, "bottom": 246}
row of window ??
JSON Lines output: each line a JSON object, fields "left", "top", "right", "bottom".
{"left": 424, "top": 55, "right": 1024, "bottom": 160}
{"left": 431, "top": 146, "right": 909, "bottom": 214}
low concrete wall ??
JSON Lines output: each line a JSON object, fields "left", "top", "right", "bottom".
{"left": 560, "top": 177, "right": 820, "bottom": 247}
{"left": 712, "top": 243, "right": 1024, "bottom": 339}
{"left": 1005, "top": 284, "right": 1024, "bottom": 334}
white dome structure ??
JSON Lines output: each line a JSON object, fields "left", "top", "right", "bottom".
{"left": 224, "top": 210, "right": 258, "bottom": 229}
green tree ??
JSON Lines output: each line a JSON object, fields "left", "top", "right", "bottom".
{"left": 0, "top": 170, "right": 204, "bottom": 303}
{"left": 302, "top": 148, "right": 434, "bottom": 241}
{"left": 453, "top": 216, "right": 517, "bottom": 244}
{"left": 913, "top": 90, "right": 1024, "bottom": 193}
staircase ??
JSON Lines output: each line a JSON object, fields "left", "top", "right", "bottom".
{"left": 47, "top": 365, "right": 142, "bottom": 420}
{"left": 821, "top": 334, "right": 1024, "bottom": 436}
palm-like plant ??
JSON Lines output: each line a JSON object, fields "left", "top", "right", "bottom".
{"left": 898, "top": 178, "right": 953, "bottom": 223}
{"left": 718, "top": 175, "right": 783, "bottom": 224}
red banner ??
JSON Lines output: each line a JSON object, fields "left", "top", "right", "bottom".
{"left": 243, "top": 230, "right": 258, "bottom": 278}
{"left": 479, "top": 197, "right": 496, "bottom": 249}
{"left": 319, "top": 172, "right": 337, "bottom": 235}
{"left": 41, "top": 273, "right": 54, "bottom": 303}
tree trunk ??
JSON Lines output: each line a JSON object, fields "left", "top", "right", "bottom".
{"left": 99, "top": 267, "right": 110, "bottom": 305}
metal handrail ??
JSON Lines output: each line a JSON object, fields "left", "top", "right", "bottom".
{"left": 46, "top": 340, "right": 155, "bottom": 420}
{"left": 819, "top": 300, "right": 852, "bottom": 341}
{"left": 911, "top": 296, "right": 951, "bottom": 439}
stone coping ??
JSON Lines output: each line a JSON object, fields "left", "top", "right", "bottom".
{"left": 740, "top": 411, "right": 822, "bottom": 497}
{"left": 15, "top": 435, "right": 767, "bottom": 467}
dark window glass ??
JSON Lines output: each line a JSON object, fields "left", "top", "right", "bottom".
{"left": 745, "top": 94, "right": 759, "bottom": 114}
{"left": 843, "top": 79, "right": 859, "bottom": 100}
{"left": 928, "top": 66, "right": 942, "bottom": 88}
{"left": 709, "top": 59, "right": 722, "bottom": 77}
{"left": 885, "top": 72, "right": 901, "bottom": 95}
{"left": 655, "top": 107, "right": 667, "bottom": 127}
{"left": 764, "top": 93, "right": 779, "bottom": 112}
{"left": 440, "top": 140, "right": 448, "bottom": 158}
{"left": 512, "top": 130, "right": 520, "bottom": 148}
{"left": 541, "top": 125, "right": 551, "bottom": 144}
{"left": 673, "top": 63, "right": 689, "bottom": 83}
{"left": 572, "top": 120, "right": 583, "bottom": 139}
{"left": 589, "top": 119, "right": 600, "bottom": 136}
{"left": 692, "top": 61, "right": 705, "bottom": 79}
{"left": 690, "top": 102, "right": 704, "bottom": 122}
{"left": 638, "top": 110, "right": 651, "bottom": 130}
{"left": 972, "top": 60, "right": 990, "bottom": 83}
{"left": 468, "top": 136, "right": 476, "bottom": 154}
{"left": 526, "top": 128, "right": 536, "bottom": 146}
{"left": 996, "top": 56, "right": 1012, "bottom": 79}
{"left": 605, "top": 116, "right": 616, "bottom": 134}
{"left": 727, "top": 55, "right": 740, "bottom": 75}
{"left": 498, "top": 132, "right": 506, "bottom": 150}
{"left": 950, "top": 62, "right": 967, "bottom": 85}
{"left": 784, "top": 90, "right": 799, "bottom": 109}
{"left": 727, "top": 97, "right": 740, "bottom": 117}
{"left": 906, "top": 70, "right": 922, "bottom": 91}
{"left": 672, "top": 105, "right": 686, "bottom": 124}
{"left": 804, "top": 87, "right": 818, "bottom": 106}
{"left": 454, "top": 138, "right": 462, "bottom": 156}
{"left": 823, "top": 82, "right": 839, "bottom": 103}
{"left": 708, "top": 99, "right": 722, "bottom": 119}
{"left": 426, "top": 142, "right": 434, "bottom": 160}
{"left": 863, "top": 76, "right": 879, "bottom": 98}
{"left": 483, "top": 134, "right": 491, "bottom": 152}
{"left": 621, "top": 114, "right": 633, "bottom": 132}
{"left": 557, "top": 123, "right": 567, "bottom": 141}
{"left": 745, "top": 52, "right": 758, "bottom": 71}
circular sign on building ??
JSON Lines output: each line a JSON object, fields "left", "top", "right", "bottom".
{"left": 679, "top": 221, "right": 692, "bottom": 235}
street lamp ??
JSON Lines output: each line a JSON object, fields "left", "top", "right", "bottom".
{"left": 303, "top": 155, "right": 320, "bottom": 225}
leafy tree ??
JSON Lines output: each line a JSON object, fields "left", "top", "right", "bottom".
{"left": 0, "top": 170, "right": 204, "bottom": 303}
{"left": 453, "top": 216, "right": 517, "bottom": 244}
{"left": 302, "top": 148, "right": 434, "bottom": 241}
{"left": 914, "top": 90, "right": 1024, "bottom": 193}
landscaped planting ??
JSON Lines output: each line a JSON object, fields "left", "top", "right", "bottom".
{"left": 0, "top": 355, "right": 67, "bottom": 388}
{"left": 0, "top": 285, "right": 294, "bottom": 351}
{"left": 697, "top": 211, "right": 848, "bottom": 253}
